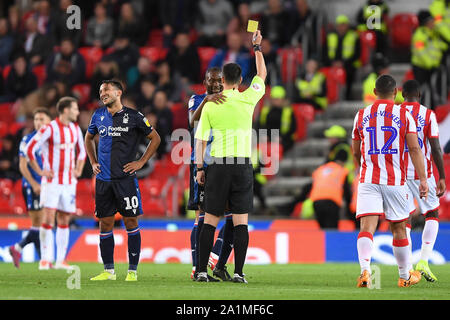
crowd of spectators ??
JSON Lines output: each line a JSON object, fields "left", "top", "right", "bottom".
{"left": 0, "top": 0, "right": 449, "bottom": 183}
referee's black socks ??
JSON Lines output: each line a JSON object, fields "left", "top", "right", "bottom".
{"left": 233, "top": 224, "right": 248, "bottom": 277}
{"left": 198, "top": 223, "right": 216, "bottom": 273}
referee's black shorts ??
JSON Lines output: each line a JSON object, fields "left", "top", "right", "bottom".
{"left": 204, "top": 157, "right": 253, "bottom": 216}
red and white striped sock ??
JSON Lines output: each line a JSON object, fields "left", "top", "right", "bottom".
{"left": 40, "top": 224, "right": 54, "bottom": 262}
{"left": 357, "top": 232, "right": 373, "bottom": 274}
{"left": 420, "top": 217, "right": 439, "bottom": 262}
{"left": 393, "top": 238, "right": 410, "bottom": 280}
{"left": 56, "top": 225, "right": 69, "bottom": 263}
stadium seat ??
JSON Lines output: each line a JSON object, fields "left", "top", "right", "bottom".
{"left": 277, "top": 47, "right": 303, "bottom": 84}
{"left": 197, "top": 47, "right": 217, "bottom": 76}
{"left": 32, "top": 64, "right": 46, "bottom": 86}
{"left": 171, "top": 102, "right": 188, "bottom": 130}
{"left": 402, "top": 68, "right": 415, "bottom": 83}
{"left": 2, "top": 65, "right": 11, "bottom": 80}
{"left": 147, "top": 29, "right": 164, "bottom": 47}
{"left": 389, "top": 13, "right": 419, "bottom": 49}
{"left": 0, "top": 121, "right": 8, "bottom": 138}
{"left": 189, "top": 83, "right": 205, "bottom": 95}
{"left": 359, "top": 31, "right": 376, "bottom": 66}
{"left": 0, "top": 103, "right": 14, "bottom": 123}
{"left": 72, "top": 83, "right": 91, "bottom": 107}
{"left": 319, "top": 67, "right": 346, "bottom": 104}
{"left": 139, "top": 47, "right": 168, "bottom": 63}
{"left": 79, "top": 46, "right": 104, "bottom": 79}
{"left": 292, "top": 103, "right": 315, "bottom": 141}
{"left": 435, "top": 104, "right": 450, "bottom": 123}
{"left": 8, "top": 122, "right": 24, "bottom": 135}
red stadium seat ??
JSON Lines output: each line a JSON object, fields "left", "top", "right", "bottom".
{"left": 402, "top": 68, "right": 415, "bottom": 83}
{"left": 435, "top": 104, "right": 450, "bottom": 123}
{"left": 148, "top": 29, "right": 164, "bottom": 48}
{"left": 197, "top": 47, "right": 217, "bottom": 76}
{"left": 72, "top": 83, "right": 92, "bottom": 107}
{"left": 189, "top": 84, "right": 206, "bottom": 95}
{"left": 78, "top": 46, "right": 104, "bottom": 79}
{"left": 8, "top": 122, "right": 24, "bottom": 135}
{"left": 0, "top": 122, "right": 8, "bottom": 138}
{"left": 0, "top": 103, "right": 14, "bottom": 123}
{"left": 292, "top": 103, "right": 315, "bottom": 141}
{"left": 389, "top": 13, "right": 419, "bottom": 49}
{"left": 277, "top": 47, "right": 303, "bottom": 84}
{"left": 2, "top": 65, "right": 11, "bottom": 80}
{"left": 359, "top": 31, "right": 376, "bottom": 66}
{"left": 139, "top": 47, "right": 168, "bottom": 63}
{"left": 171, "top": 102, "right": 188, "bottom": 130}
{"left": 319, "top": 67, "right": 346, "bottom": 104}
{"left": 32, "top": 64, "right": 46, "bottom": 86}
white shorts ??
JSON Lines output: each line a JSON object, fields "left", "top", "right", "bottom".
{"left": 356, "top": 183, "right": 409, "bottom": 222}
{"left": 40, "top": 182, "right": 77, "bottom": 214}
{"left": 406, "top": 177, "right": 440, "bottom": 215}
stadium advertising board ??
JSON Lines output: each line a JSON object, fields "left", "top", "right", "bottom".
{"left": 0, "top": 230, "right": 449, "bottom": 264}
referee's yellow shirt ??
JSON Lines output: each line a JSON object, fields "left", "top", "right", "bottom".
{"left": 195, "top": 75, "right": 266, "bottom": 158}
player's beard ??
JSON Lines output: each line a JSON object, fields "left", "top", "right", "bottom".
{"left": 104, "top": 97, "right": 116, "bottom": 108}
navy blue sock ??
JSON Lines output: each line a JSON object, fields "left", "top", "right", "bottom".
{"left": 127, "top": 227, "right": 141, "bottom": 271}
{"left": 198, "top": 223, "right": 216, "bottom": 273}
{"left": 190, "top": 224, "right": 198, "bottom": 268}
{"left": 195, "top": 214, "right": 205, "bottom": 270}
{"left": 99, "top": 231, "right": 115, "bottom": 270}
{"left": 18, "top": 227, "right": 39, "bottom": 250}
{"left": 212, "top": 225, "right": 225, "bottom": 256}
{"left": 216, "top": 217, "right": 234, "bottom": 270}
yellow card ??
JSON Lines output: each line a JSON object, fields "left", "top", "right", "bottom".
{"left": 247, "top": 20, "right": 258, "bottom": 33}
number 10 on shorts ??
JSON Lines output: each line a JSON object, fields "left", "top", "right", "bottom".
{"left": 124, "top": 196, "right": 139, "bottom": 213}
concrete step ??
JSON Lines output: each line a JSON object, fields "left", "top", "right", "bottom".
{"left": 265, "top": 176, "right": 312, "bottom": 197}
{"left": 279, "top": 157, "right": 324, "bottom": 176}
{"left": 285, "top": 138, "right": 329, "bottom": 158}
{"left": 307, "top": 119, "right": 355, "bottom": 138}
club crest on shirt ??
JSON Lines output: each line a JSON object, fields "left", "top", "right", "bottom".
{"left": 123, "top": 113, "right": 129, "bottom": 124}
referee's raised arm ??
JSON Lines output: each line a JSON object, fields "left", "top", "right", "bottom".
{"left": 252, "top": 30, "right": 267, "bottom": 82}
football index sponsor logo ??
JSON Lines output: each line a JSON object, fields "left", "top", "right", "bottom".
{"left": 99, "top": 125, "right": 129, "bottom": 137}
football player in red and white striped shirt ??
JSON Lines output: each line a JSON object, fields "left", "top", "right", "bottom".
{"left": 352, "top": 75, "right": 428, "bottom": 288}
{"left": 26, "top": 97, "right": 86, "bottom": 270}
{"left": 400, "top": 80, "right": 446, "bottom": 282}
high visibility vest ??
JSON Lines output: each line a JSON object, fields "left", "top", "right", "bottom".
{"left": 309, "top": 161, "right": 349, "bottom": 207}
{"left": 327, "top": 30, "right": 361, "bottom": 68}
{"left": 327, "top": 142, "right": 355, "bottom": 183}
{"left": 259, "top": 105, "right": 293, "bottom": 136}
{"left": 251, "top": 147, "right": 267, "bottom": 185}
{"left": 430, "top": 0, "right": 450, "bottom": 42}
{"left": 363, "top": 72, "right": 404, "bottom": 106}
{"left": 411, "top": 26, "right": 448, "bottom": 70}
{"left": 357, "top": 3, "right": 388, "bottom": 33}
{"left": 296, "top": 72, "right": 328, "bottom": 109}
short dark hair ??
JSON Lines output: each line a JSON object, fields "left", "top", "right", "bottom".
{"left": 33, "top": 108, "right": 52, "bottom": 119}
{"left": 375, "top": 74, "right": 396, "bottom": 96}
{"left": 101, "top": 79, "right": 124, "bottom": 92}
{"left": 402, "top": 79, "right": 421, "bottom": 98}
{"left": 222, "top": 63, "right": 242, "bottom": 85}
{"left": 56, "top": 96, "right": 77, "bottom": 114}
{"left": 206, "top": 66, "right": 222, "bottom": 77}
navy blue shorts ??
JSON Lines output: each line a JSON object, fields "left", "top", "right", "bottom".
{"left": 187, "top": 163, "right": 205, "bottom": 211}
{"left": 95, "top": 176, "right": 143, "bottom": 218}
{"left": 22, "top": 185, "right": 41, "bottom": 212}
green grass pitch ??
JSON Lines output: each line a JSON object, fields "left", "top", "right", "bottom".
{"left": 0, "top": 263, "right": 449, "bottom": 300}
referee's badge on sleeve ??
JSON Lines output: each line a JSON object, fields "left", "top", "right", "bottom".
{"left": 252, "top": 83, "right": 262, "bottom": 91}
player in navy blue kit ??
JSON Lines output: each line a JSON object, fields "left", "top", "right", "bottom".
{"left": 85, "top": 80, "right": 161, "bottom": 281}
{"left": 9, "top": 109, "right": 52, "bottom": 268}
{"left": 188, "top": 67, "right": 235, "bottom": 282}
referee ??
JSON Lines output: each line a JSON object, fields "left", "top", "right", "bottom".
{"left": 195, "top": 30, "right": 267, "bottom": 283}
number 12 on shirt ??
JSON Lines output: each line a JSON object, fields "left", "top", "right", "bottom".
{"left": 365, "top": 126, "right": 398, "bottom": 155}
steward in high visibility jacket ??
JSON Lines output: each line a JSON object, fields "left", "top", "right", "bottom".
{"left": 411, "top": 10, "right": 448, "bottom": 82}
{"left": 324, "top": 125, "right": 355, "bottom": 183}
{"left": 324, "top": 15, "right": 361, "bottom": 100}
{"left": 430, "top": 0, "right": 450, "bottom": 44}
{"left": 295, "top": 58, "right": 328, "bottom": 110}
{"left": 257, "top": 86, "right": 297, "bottom": 152}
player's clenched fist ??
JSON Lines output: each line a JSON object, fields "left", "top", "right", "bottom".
{"left": 92, "top": 162, "right": 101, "bottom": 175}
